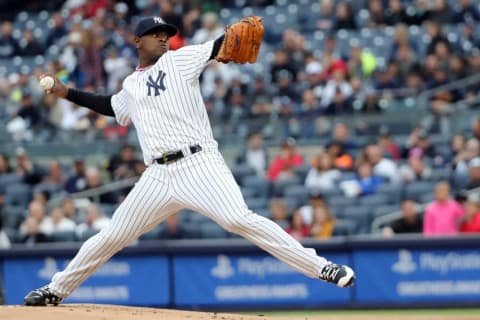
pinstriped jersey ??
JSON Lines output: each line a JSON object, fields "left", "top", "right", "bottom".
{"left": 111, "top": 40, "right": 218, "bottom": 165}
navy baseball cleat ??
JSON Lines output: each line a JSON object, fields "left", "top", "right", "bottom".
{"left": 24, "top": 286, "right": 63, "bottom": 306}
{"left": 319, "top": 263, "right": 355, "bottom": 288}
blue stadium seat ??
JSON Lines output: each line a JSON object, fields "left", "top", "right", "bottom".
{"left": 245, "top": 197, "right": 269, "bottom": 211}
{"left": 50, "top": 231, "right": 77, "bottom": 242}
{"left": 231, "top": 164, "right": 256, "bottom": 185}
{"left": 1, "top": 205, "right": 24, "bottom": 229}
{"left": 242, "top": 176, "right": 271, "bottom": 198}
{"left": 332, "top": 219, "right": 358, "bottom": 236}
{"left": 5, "top": 183, "right": 32, "bottom": 208}
{"left": 404, "top": 181, "right": 435, "bottom": 202}
{"left": 359, "top": 193, "right": 390, "bottom": 208}
{"left": 284, "top": 185, "right": 310, "bottom": 207}
{"left": 272, "top": 176, "right": 301, "bottom": 197}
{"left": 372, "top": 204, "right": 401, "bottom": 219}
{"left": 338, "top": 205, "right": 372, "bottom": 234}
{"left": 328, "top": 195, "right": 357, "bottom": 208}
{"left": 0, "top": 173, "right": 23, "bottom": 194}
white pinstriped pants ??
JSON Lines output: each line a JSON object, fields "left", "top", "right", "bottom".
{"left": 50, "top": 149, "right": 327, "bottom": 297}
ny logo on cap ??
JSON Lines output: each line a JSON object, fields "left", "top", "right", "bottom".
{"left": 153, "top": 16, "right": 164, "bottom": 24}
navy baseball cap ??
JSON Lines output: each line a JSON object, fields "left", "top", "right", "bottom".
{"left": 134, "top": 16, "right": 177, "bottom": 37}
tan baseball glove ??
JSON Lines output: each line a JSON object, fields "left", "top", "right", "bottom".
{"left": 216, "top": 16, "right": 264, "bottom": 64}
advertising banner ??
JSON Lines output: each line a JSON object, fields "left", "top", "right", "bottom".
{"left": 173, "top": 253, "right": 351, "bottom": 307}
{"left": 3, "top": 256, "right": 170, "bottom": 306}
{"left": 354, "top": 248, "right": 480, "bottom": 303}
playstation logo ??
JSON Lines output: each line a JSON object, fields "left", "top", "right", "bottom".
{"left": 392, "top": 249, "right": 417, "bottom": 274}
{"left": 211, "top": 255, "right": 235, "bottom": 279}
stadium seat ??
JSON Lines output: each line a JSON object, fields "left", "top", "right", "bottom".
{"left": 284, "top": 185, "right": 310, "bottom": 207}
{"left": 245, "top": 197, "right": 269, "bottom": 211}
{"left": 5, "top": 183, "right": 32, "bottom": 208}
{"left": 77, "top": 228, "right": 99, "bottom": 242}
{"left": 376, "top": 183, "right": 404, "bottom": 204}
{"left": 328, "top": 195, "right": 357, "bottom": 208}
{"left": 332, "top": 219, "right": 358, "bottom": 236}
{"left": 404, "top": 181, "right": 435, "bottom": 202}
{"left": 359, "top": 193, "right": 390, "bottom": 208}
{"left": 231, "top": 164, "right": 256, "bottom": 185}
{"left": 338, "top": 205, "right": 372, "bottom": 234}
{"left": 1, "top": 205, "right": 24, "bottom": 229}
{"left": 242, "top": 175, "right": 271, "bottom": 198}
{"left": 0, "top": 173, "right": 23, "bottom": 194}
{"left": 49, "top": 231, "right": 77, "bottom": 242}
{"left": 272, "top": 176, "right": 301, "bottom": 197}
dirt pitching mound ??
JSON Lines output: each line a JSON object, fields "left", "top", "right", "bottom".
{"left": 0, "top": 304, "right": 274, "bottom": 320}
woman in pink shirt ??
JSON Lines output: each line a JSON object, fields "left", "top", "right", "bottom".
{"left": 423, "top": 182, "right": 465, "bottom": 236}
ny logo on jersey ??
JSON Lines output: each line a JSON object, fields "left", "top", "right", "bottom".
{"left": 146, "top": 70, "right": 167, "bottom": 96}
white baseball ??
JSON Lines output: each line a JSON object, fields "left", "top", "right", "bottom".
{"left": 39, "top": 76, "right": 55, "bottom": 91}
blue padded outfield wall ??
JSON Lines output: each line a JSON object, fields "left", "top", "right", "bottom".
{"left": 1, "top": 236, "right": 479, "bottom": 309}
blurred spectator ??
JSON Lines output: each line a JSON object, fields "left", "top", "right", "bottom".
{"left": 0, "top": 154, "right": 11, "bottom": 175}
{"left": 310, "top": 206, "right": 335, "bottom": 239}
{"left": 0, "top": 200, "right": 11, "bottom": 248}
{"left": 191, "top": 12, "right": 223, "bottom": 44}
{"left": 286, "top": 209, "right": 311, "bottom": 240}
{"left": 347, "top": 44, "right": 377, "bottom": 80}
{"left": 384, "top": 0, "right": 409, "bottom": 25}
{"left": 365, "top": 144, "right": 400, "bottom": 184}
{"left": 44, "top": 207, "right": 76, "bottom": 234}
{"left": 270, "top": 49, "right": 297, "bottom": 86}
{"left": 471, "top": 117, "right": 480, "bottom": 141}
{"left": 326, "top": 141, "right": 354, "bottom": 171}
{"left": 269, "top": 198, "right": 289, "bottom": 229}
{"left": 383, "top": 199, "right": 423, "bottom": 236}
{"left": 19, "top": 216, "right": 49, "bottom": 245}
{"left": 423, "top": 181, "right": 465, "bottom": 236}
{"left": 267, "top": 137, "right": 304, "bottom": 181}
{"left": 18, "top": 29, "right": 44, "bottom": 56}
{"left": 315, "top": 0, "right": 335, "bottom": 31}
{"left": 19, "top": 200, "right": 52, "bottom": 237}
{"left": 378, "top": 131, "right": 400, "bottom": 160}
{"left": 103, "top": 47, "right": 132, "bottom": 93}
{"left": 64, "top": 158, "right": 87, "bottom": 193}
{"left": 428, "top": 0, "right": 453, "bottom": 24}
{"left": 107, "top": 144, "right": 138, "bottom": 180}
{"left": 0, "top": 21, "right": 19, "bottom": 58}
{"left": 46, "top": 12, "right": 68, "bottom": 47}
{"left": 158, "top": 0, "right": 185, "bottom": 50}
{"left": 399, "top": 154, "right": 433, "bottom": 183}
{"left": 236, "top": 132, "right": 268, "bottom": 177}
{"left": 299, "top": 191, "right": 326, "bottom": 226}
{"left": 425, "top": 21, "right": 449, "bottom": 55}
{"left": 454, "top": 0, "right": 480, "bottom": 24}
{"left": 459, "top": 193, "right": 480, "bottom": 233}
{"left": 466, "top": 158, "right": 480, "bottom": 189}
{"left": 454, "top": 138, "right": 480, "bottom": 174}
{"left": 368, "top": 0, "right": 386, "bottom": 26}
{"left": 289, "top": 89, "right": 321, "bottom": 138}
{"left": 305, "top": 152, "right": 341, "bottom": 192}
{"left": 17, "top": 92, "right": 41, "bottom": 128}
{"left": 43, "top": 160, "right": 66, "bottom": 189}
{"left": 320, "top": 66, "right": 353, "bottom": 110}
{"left": 61, "top": 197, "right": 79, "bottom": 222}
{"left": 247, "top": 75, "right": 274, "bottom": 117}
{"left": 332, "top": 1, "right": 357, "bottom": 30}
{"left": 159, "top": 212, "right": 186, "bottom": 239}
{"left": 329, "top": 122, "right": 357, "bottom": 151}
{"left": 15, "top": 147, "right": 45, "bottom": 185}
{"left": 84, "top": 166, "right": 117, "bottom": 204}
{"left": 341, "top": 162, "right": 383, "bottom": 197}
{"left": 75, "top": 203, "right": 110, "bottom": 239}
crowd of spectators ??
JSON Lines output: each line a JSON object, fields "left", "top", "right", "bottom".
{"left": 1, "top": 0, "right": 480, "bottom": 246}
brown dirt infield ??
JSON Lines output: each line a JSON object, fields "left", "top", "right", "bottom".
{"left": 0, "top": 304, "right": 477, "bottom": 320}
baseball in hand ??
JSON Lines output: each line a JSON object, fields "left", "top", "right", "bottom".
{"left": 39, "top": 76, "right": 55, "bottom": 91}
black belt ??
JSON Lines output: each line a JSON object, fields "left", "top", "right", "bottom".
{"left": 154, "top": 145, "right": 202, "bottom": 165}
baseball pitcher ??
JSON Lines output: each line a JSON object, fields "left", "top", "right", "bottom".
{"left": 25, "top": 16, "right": 354, "bottom": 306}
